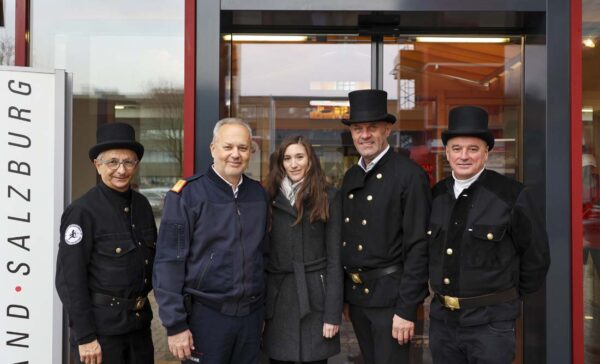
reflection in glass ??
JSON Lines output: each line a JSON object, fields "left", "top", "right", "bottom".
{"left": 582, "top": 2, "right": 600, "bottom": 360}
{"left": 226, "top": 35, "right": 371, "bottom": 189}
{"left": 30, "top": 1, "right": 184, "bottom": 361}
{"left": 0, "top": 0, "right": 15, "bottom": 65}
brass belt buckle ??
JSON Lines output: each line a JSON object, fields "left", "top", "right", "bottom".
{"left": 134, "top": 297, "right": 146, "bottom": 311}
{"left": 444, "top": 295, "right": 460, "bottom": 310}
{"left": 350, "top": 273, "right": 363, "bottom": 285}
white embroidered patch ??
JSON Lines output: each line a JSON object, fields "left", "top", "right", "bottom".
{"left": 65, "top": 224, "right": 83, "bottom": 245}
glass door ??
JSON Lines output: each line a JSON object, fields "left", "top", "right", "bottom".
{"left": 223, "top": 33, "right": 523, "bottom": 364}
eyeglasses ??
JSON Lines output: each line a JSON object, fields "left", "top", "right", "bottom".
{"left": 95, "top": 158, "right": 139, "bottom": 170}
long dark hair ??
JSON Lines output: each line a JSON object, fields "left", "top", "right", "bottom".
{"left": 267, "top": 135, "right": 329, "bottom": 225}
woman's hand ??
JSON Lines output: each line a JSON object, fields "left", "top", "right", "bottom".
{"left": 323, "top": 323, "right": 340, "bottom": 338}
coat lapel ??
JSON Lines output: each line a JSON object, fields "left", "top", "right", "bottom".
{"left": 273, "top": 191, "right": 297, "bottom": 218}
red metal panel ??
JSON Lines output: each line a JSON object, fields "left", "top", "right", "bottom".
{"left": 14, "top": 0, "right": 29, "bottom": 66}
{"left": 183, "top": 0, "right": 196, "bottom": 177}
{"left": 571, "top": 0, "right": 583, "bottom": 362}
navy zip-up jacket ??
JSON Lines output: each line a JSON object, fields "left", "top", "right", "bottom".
{"left": 153, "top": 167, "right": 269, "bottom": 335}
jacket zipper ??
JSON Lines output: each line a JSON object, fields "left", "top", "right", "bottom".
{"left": 176, "top": 224, "right": 182, "bottom": 259}
{"left": 236, "top": 200, "right": 246, "bottom": 314}
{"left": 196, "top": 252, "right": 214, "bottom": 289}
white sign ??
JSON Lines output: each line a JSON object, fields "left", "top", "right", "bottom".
{"left": 0, "top": 67, "right": 67, "bottom": 364}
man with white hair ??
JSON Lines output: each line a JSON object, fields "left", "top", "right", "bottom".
{"left": 428, "top": 106, "right": 550, "bottom": 364}
{"left": 153, "top": 118, "right": 269, "bottom": 364}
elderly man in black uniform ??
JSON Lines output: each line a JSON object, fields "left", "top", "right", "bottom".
{"left": 340, "top": 89, "right": 431, "bottom": 364}
{"left": 56, "top": 122, "right": 157, "bottom": 364}
{"left": 428, "top": 106, "right": 550, "bottom": 364}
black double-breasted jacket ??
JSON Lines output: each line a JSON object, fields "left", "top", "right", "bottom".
{"left": 341, "top": 148, "right": 431, "bottom": 321}
{"left": 428, "top": 169, "right": 550, "bottom": 326}
{"left": 55, "top": 182, "right": 157, "bottom": 344}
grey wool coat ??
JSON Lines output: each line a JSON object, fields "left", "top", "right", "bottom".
{"left": 262, "top": 187, "right": 343, "bottom": 362}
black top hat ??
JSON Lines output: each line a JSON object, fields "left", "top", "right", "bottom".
{"left": 341, "top": 89, "right": 396, "bottom": 125}
{"left": 88, "top": 122, "right": 145, "bottom": 161}
{"left": 441, "top": 106, "right": 494, "bottom": 150}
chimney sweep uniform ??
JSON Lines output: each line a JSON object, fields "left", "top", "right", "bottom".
{"left": 428, "top": 106, "right": 550, "bottom": 364}
{"left": 341, "top": 90, "right": 431, "bottom": 364}
{"left": 55, "top": 122, "right": 157, "bottom": 363}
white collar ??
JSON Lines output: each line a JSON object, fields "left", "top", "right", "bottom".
{"left": 358, "top": 145, "right": 390, "bottom": 172}
{"left": 452, "top": 167, "right": 485, "bottom": 198}
{"left": 211, "top": 165, "right": 244, "bottom": 197}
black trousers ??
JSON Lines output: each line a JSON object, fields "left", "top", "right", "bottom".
{"left": 348, "top": 304, "right": 409, "bottom": 364}
{"left": 185, "top": 302, "right": 264, "bottom": 364}
{"left": 429, "top": 317, "right": 516, "bottom": 364}
{"left": 71, "top": 327, "right": 154, "bottom": 364}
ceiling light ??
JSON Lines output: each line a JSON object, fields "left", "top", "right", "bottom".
{"left": 222, "top": 35, "right": 308, "bottom": 42}
{"left": 309, "top": 100, "right": 350, "bottom": 107}
{"left": 583, "top": 38, "right": 596, "bottom": 48}
{"left": 415, "top": 37, "right": 510, "bottom": 44}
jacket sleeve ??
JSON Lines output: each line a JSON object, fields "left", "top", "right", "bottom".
{"left": 511, "top": 186, "right": 551, "bottom": 295}
{"left": 153, "top": 190, "right": 195, "bottom": 336}
{"left": 323, "top": 189, "right": 343, "bottom": 325}
{"left": 395, "top": 168, "right": 432, "bottom": 322}
{"left": 55, "top": 204, "right": 96, "bottom": 344}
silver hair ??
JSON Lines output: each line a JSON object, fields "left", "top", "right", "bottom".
{"left": 212, "top": 118, "right": 253, "bottom": 143}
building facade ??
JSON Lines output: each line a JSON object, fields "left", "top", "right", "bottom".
{"left": 0, "top": 0, "right": 597, "bottom": 362}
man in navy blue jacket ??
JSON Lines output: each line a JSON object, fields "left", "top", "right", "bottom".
{"left": 153, "top": 118, "right": 269, "bottom": 363}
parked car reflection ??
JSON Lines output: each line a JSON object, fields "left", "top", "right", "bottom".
{"left": 140, "top": 187, "right": 169, "bottom": 218}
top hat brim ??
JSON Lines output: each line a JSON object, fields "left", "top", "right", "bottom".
{"left": 441, "top": 130, "right": 495, "bottom": 151}
{"left": 89, "top": 140, "right": 145, "bottom": 161}
{"left": 341, "top": 113, "right": 396, "bottom": 126}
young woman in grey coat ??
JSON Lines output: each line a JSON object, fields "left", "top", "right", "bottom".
{"left": 263, "top": 135, "right": 343, "bottom": 364}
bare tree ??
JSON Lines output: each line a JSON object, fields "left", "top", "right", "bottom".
{"left": 146, "top": 81, "right": 184, "bottom": 175}
{"left": 0, "top": 34, "right": 15, "bottom": 65}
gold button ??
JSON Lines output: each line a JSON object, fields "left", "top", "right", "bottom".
{"left": 361, "top": 219, "right": 367, "bottom": 226}
{"left": 376, "top": 173, "right": 383, "bottom": 179}
{"left": 487, "top": 233, "right": 494, "bottom": 240}
{"left": 446, "top": 248, "right": 453, "bottom": 255}
{"left": 444, "top": 278, "right": 451, "bottom": 285}
{"left": 348, "top": 193, "right": 354, "bottom": 199}
{"left": 345, "top": 217, "right": 350, "bottom": 223}
{"left": 366, "top": 195, "right": 373, "bottom": 201}
{"left": 115, "top": 247, "right": 122, "bottom": 254}
{"left": 364, "top": 288, "right": 370, "bottom": 294}
{"left": 357, "top": 244, "right": 363, "bottom": 251}
{"left": 124, "top": 207, "right": 130, "bottom": 213}
{"left": 427, "top": 230, "right": 432, "bottom": 236}
{"left": 342, "top": 241, "right": 347, "bottom": 247}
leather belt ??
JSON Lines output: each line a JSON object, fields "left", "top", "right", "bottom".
{"left": 92, "top": 293, "right": 148, "bottom": 311}
{"left": 435, "top": 288, "right": 519, "bottom": 311}
{"left": 345, "top": 264, "right": 402, "bottom": 285}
